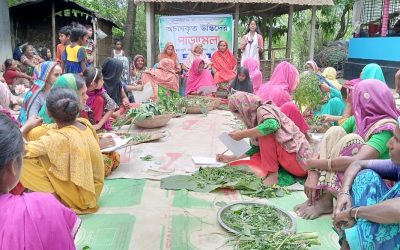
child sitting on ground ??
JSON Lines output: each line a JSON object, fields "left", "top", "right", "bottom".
{"left": 3, "top": 59, "right": 32, "bottom": 95}
{"left": 20, "top": 87, "right": 105, "bottom": 214}
{"left": 61, "top": 24, "right": 88, "bottom": 74}
{"left": 0, "top": 112, "right": 80, "bottom": 249}
{"left": 81, "top": 67, "right": 117, "bottom": 131}
{"left": 56, "top": 26, "right": 71, "bottom": 64}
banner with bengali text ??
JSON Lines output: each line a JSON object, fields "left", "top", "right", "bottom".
{"left": 159, "top": 15, "right": 234, "bottom": 63}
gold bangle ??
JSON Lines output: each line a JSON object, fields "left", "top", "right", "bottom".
{"left": 355, "top": 207, "right": 361, "bottom": 221}
{"left": 328, "top": 159, "right": 332, "bottom": 171}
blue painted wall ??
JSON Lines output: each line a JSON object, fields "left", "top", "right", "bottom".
{"left": 348, "top": 37, "right": 400, "bottom": 62}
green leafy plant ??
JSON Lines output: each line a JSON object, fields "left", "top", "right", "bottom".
{"left": 293, "top": 73, "right": 327, "bottom": 111}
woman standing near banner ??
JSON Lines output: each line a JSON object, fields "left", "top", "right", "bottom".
{"left": 240, "top": 20, "right": 264, "bottom": 66}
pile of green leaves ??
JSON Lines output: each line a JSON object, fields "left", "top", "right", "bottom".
{"left": 180, "top": 96, "right": 214, "bottom": 115}
{"left": 293, "top": 73, "right": 327, "bottom": 111}
{"left": 157, "top": 94, "right": 186, "bottom": 115}
{"left": 222, "top": 204, "right": 291, "bottom": 236}
{"left": 113, "top": 101, "right": 164, "bottom": 130}
{"left": 230, "top": 231, "right": 320, "bottom": 250}
{"left": 160, "top": 166, "right": 289, "bottom": 199}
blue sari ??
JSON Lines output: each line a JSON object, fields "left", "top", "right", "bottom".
{"left": 346, "top": 169, "right": 400, "bottom": 250}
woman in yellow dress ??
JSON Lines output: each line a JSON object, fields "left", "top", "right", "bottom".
{"left": 20, "top": 87, "right": 104, "bottom": 214}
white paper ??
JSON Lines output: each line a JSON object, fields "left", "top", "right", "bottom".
{"left": 100, "top": 134, "right": 133, "bottom": 153}
{"left": 192, "top": 156, "right": 224, "bottom": 166}
{"left": 132, "top": 83, "right": 153, "bottom": 103}
{"left": 218, "top": 132, "right": 251, "bottom": 157}
{"left": 198, "top": 85, "right": 218, "bottom": 95}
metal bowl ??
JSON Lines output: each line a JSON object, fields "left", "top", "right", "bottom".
{"left": 217, "top": 201, "right": 296, "bottom": 235}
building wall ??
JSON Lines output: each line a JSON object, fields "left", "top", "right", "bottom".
{"left": 97, "top": 19, "right": 113, "bottom": 67}
{"left": 0, "top": 0, "right": 12, "bottom": 66}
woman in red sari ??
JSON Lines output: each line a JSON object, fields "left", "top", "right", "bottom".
{"left": 211, "top": 40, "right": 237, "bottom": 84}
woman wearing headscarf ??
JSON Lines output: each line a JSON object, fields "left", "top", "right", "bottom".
{"left": 295, "top": 79, "right": 399, "bottom": 220}
{"left": 183, "top": 43, "right": 211, "bottom": 71}
{"left": 186, "top": 58, "right": 215, "bottom": 95}
{"left": 37, "top": 73, "right": 88, "bottom": 124}
{"left": 102, "top": 57, "right": 130, "bottom": 115}
{"left": 321, "top": 67, "right": 342, "bottom": 90}
{"left": 304, "top": 60, "right": 319, "bottom": 73}
{"left": 125, "top": 55, "right": 147, "bottom": 103}
{"left": 217, "top": 92, "right": 311, "bottom": 186}
{"left": 256, "top": 61, "right": 309, "bottom": 135}
{"left": 229, "top": 67, "right": 253, "bottom": 93}
{"left": 361, "top": 63, "right": 386, "bottom": 83}
{"left": 243, "top": 58, "right": 263, "bottom": 92}
{"left": 211, "top": 40, "right": 237, "bottom": 84}
{"left": 142, "top": 58, "right": 179, "bottom": 101}
{"left": 19, "top": 61, "right": 62, "bottom": 125}
{"left": 158, "top": 42, "right": 181, "bottom": 73}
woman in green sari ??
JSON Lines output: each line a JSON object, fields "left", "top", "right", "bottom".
{"left": 38, "top": 73, "right": 88, "bottom": 124}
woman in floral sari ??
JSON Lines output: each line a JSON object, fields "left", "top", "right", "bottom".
{"left": 217, "top": 92, "right": 311, "bottom": 186}
{"left": 333, "top": 118, "right": 400, "bottom": 249}
{"left": 211, "top": 40, "right": 237, "bottom": 84}
{"left": 141, "top": 58, "right": 179, "bottom": 101}
{"left": 158, "top": 42, "right": 181, "bottom": 73}
{"left": 295, "top": 79, "right": 399, "bottom": 220}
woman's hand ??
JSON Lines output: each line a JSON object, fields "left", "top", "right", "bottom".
{"left": 93, "top": 124, "right": 102, "bottom": 131}
{"left": 99, "top": 135, "right": 116, "bottom": 149}
{"left": 333, "top": 208, "right": 356, "bottom": 233}
{"left": 25, "top": 116, "right": 43, "bottom": 129}
{"left": 304, "top": 170, "right": 320, "bottom": 205}
{"left": 320, "top": 83, "right": 331, "bottom": 93}
{"left": 334, "top": 193, "right": 352, "bottom": 217}
{"left": 229, "top": 130, "right": 244, "bottom": 141}
{"left": 216, "top": 154, "right": 238, "bottom": 163}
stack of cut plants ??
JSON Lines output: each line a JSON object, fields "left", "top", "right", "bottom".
{"left": 113, "top": 101, "right": 172, "bottom": 130}
{"left": 218, "top": 202, "right": 321, "bottom": 250}
{"left": 180, "top": 96, "right": 216, "bottom": 114}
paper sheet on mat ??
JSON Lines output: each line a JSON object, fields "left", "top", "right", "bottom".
{"left": 132, "top": 83, "right": 153, "bottom": 103}
{"left": 218, "top": 132, "right": 251, "bottom": 157}
{"left": 192, "top": 156, "right": 224, "bottom": 166}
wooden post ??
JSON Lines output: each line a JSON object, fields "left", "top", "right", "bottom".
{"left": 234, "top": 4, "right": 240, "bottom": 58}
{"left": 309, "top": 6, "right": 317, "bottom": 60}
{"left": 268, "top": 14, "right": 273, "bottom": 60}
{"left": 286, "top": 5, "right": 293, "bottom": 59}
{"left": 381, "top": 0, "right": 390, "bottom": 36}
{"left": 145, "top": 2, "right": 155, "bottom": 67}
{"left": 93, "top": 17, "right": 98, "bottom": 67}
{"left": 51, "top": 0, "right": 56, "bottom": 60}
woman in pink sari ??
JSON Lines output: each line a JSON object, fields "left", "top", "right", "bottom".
{"left": 256, "top": 61, "right": 309, "bottom": 135}
{"left": 243, "top": 58, "right": 263, "bottom": 92}
{"left": 0, "top": 112, "right": 80, "bottom": 249}
{"left": 186, "top": 58, "right": 215, "bottom": 95}
{"left": 211, "top": 40, "right": 237, "bottom": 84}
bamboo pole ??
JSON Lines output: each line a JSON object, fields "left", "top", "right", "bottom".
{"left": 51, "top": 0, "right": 56, "bottom": 60}
{"left": 234, "top": 4, "right": 240, "bottom": 58}
{"left": 286, "top": 5, "right": 293, "bottom": 59}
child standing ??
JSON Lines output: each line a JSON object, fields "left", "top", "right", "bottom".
{"left": 61, "top": 25, "right": 88, "bottom": 74}
{"left": 56, "top": 26, "right": 71, "bottom": 64}
{"left": 84, "top": 24, "right": 96, "bottom": 68}
{"left": 112, "top": 39, "right": 125, "bottom": 58}
{"left": 81, "top": 68, "right": 117, "bottom": 131}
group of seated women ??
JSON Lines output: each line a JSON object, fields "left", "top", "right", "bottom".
{"left": 215, "top": 58, "right": 400, "bottom": 249}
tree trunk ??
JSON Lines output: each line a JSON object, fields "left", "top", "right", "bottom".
{"left": 334, "top": 5, "right": 351, "bottom": 41}
{"left": 123, "top": 0, "right": 137, "bottom": 57}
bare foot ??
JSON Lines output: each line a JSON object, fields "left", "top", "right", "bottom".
{"left": 295, "top": 192, "right": 333, "bottom": 220}
{"left": 263, "top": 172, "right": 278, "bottom": 187}
{"left": 294, "top": 200, "right": 309, "bottom": 212}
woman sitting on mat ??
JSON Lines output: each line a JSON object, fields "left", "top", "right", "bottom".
{"left": 21, "top": 88, "right": 104, "bottom": 214}
{"left": 243, "top": 58, "right": 263, "bottom": 93}
{"left": 229, "top": 67, "right": 253, "bottom": 94}
{"left": 211, "top": 40, "right": 237, "bottom": 85}
{"left": 361, "top": 63, "right": 386, "bottom": 83}
{"left": 142, "top": 58, "right": 179, "bottom": 101}
{"left": 183, "top": 43, "right": 211, "bottom": 71}
{"left": 216, "top": 92, "right": 311, "bottom": 186}
{"left": 333, "top": 118, "right": 400, "bottom": 249}
{"left": 256, "top": 61, "right": 310, "bottom": 138}
{"left": 0, "top": 112, "right": 80, "bottom": 249}
{"left": 186, "top": 58, "right": 215, "bottom": 96}
{"left": 295, "top": 79, "right": 399, "bottom": 220}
